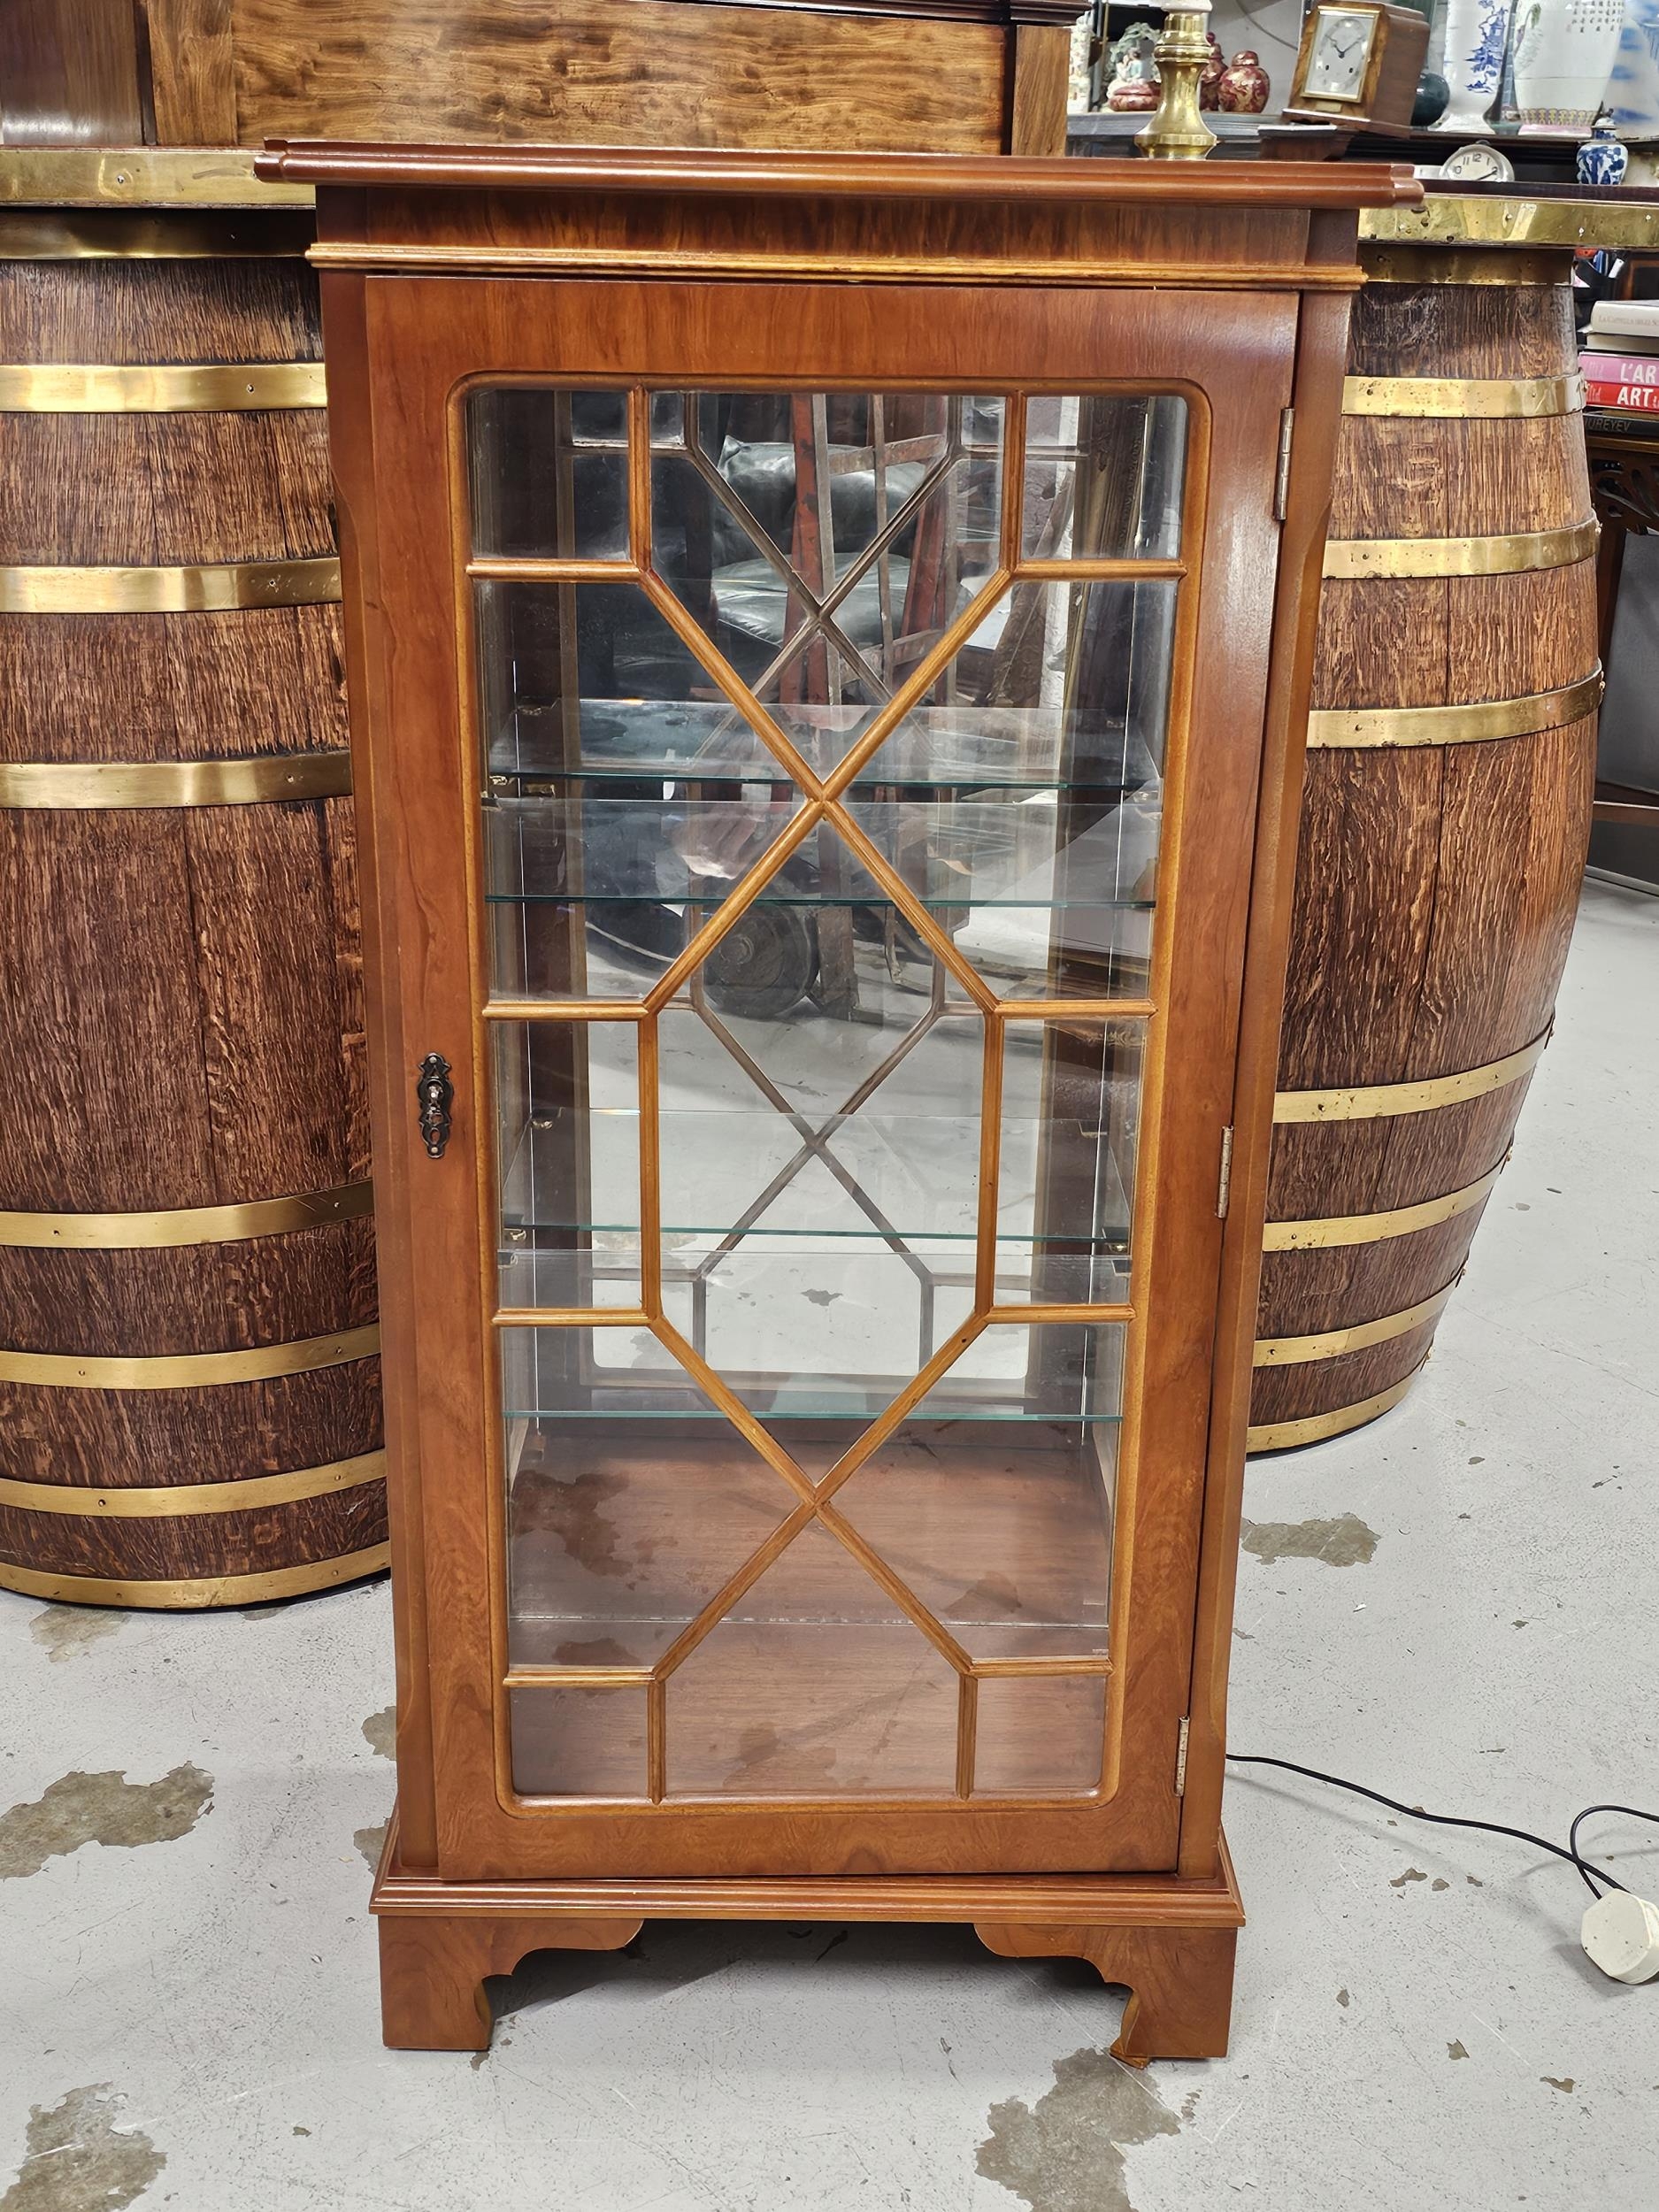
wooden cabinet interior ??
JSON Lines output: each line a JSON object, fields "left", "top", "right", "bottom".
{"left": 261, "top": 139, "right": 1420, "bottom": 2061}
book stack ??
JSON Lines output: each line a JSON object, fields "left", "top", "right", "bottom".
{"left": 1581, "top": 302, "right": 1659, "bottom": 416}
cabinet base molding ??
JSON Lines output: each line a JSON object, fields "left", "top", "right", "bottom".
{"left": 371, "top": 1815, "right": 1244, "bottom": 2062}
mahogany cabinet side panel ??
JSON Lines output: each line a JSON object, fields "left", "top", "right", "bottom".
{"left": 1178, "top": 287, "right": 1356, "bottom": 1879}
{"left": 1007, "top": 22, "right": 1071, "bottom": 156}
{"left": 0, "top": 0, "right": 142, "bottom": 144}
{"left": 319, "top": 260, "right": 442, "bottom": 1869}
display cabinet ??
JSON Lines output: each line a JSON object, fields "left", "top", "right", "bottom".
{"left": 262, "top": 139, "right": 1417, "bottom": 2061}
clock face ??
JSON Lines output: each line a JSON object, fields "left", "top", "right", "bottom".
{"left": 1302, "top": 6, "right": 1379, "bottom": 103}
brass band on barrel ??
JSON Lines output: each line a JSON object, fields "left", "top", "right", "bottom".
{"left": 1253, "top": 1282, "right": 1457, "bottom": 1367}
{"left": 1361, "top": 197, "right": 1659, "bottom": 257}
{"left": 0, "top": 1545, "right": 390, "bottom": 1609}
{"left": 0, "top": 362, "right": 326, "bottom": 412}
{"left": 0, "top": 1180, "right": 372, "bottom": 1249}
{"left": 0, "top": 556, "right": 342, "bottom": 614}
{"left": 1341, "top": 372, "right": 1584, "bottom": 419}
{"left": 1273, "top": 1027, "right": 1550, "bottom": 1123}
{"left": 1322, "top": 519, "right": 1598, "bottom": 580}
{"left": 0, "top": 1324, "right": 380, "bottom": 1390}
{"left": 1263, "top": 1161, "right": 1504, "bottom": 1252}
{"left": 0, "top": 1450, "right": 385, "bottom": 1517}
{"left": 0, "top": 211, "right": 315, "bottom": 261}
{"left": 0, "top": 753, "right": 351, "bottom": 810}
{"left": 1247, "top": 1369, "right": 1423, "bottom": 1453}
{"left": 0, "top": 148, "right": 315, "bottom": 210}
{"left": 1307, "top": 670, "right": 1602, "bottom": 750}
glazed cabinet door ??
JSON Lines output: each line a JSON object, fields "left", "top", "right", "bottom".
{"left": 349, "top": 273, "right": 1297, "bottom": 1881}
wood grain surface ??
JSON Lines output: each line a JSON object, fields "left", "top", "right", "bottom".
{"left": 0, "top": 0, "right": 142, "bottom": 145}
{"left": 0, "top": 239, "right": 383, "bottom": 1594}
{"left": 1254, "top": 277, "right": 1598, "bottom": 1443}
{"left": 371, "top": 1809, "right": 1244, "bottom": 2054}
{"left": 230, "top": 0, "right": 1010, "bottom": 153}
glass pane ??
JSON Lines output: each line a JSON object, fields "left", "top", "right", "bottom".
{"left": 656, "top": 972, "right": 983, "bottom": 1475}
{"left": 996, "top": 1018, "right": 1143, "bottom": 1306}
{"left": 478, "top": 579, "right": 807, "bottom": 1002}
{"left": 472, "top": 386, "right": 1171, "bottom": 1812}
{"left": 1022, "top": 395, "right": 1187, "bottom": 561}
{"left": 850, "top": 580, "right": 1173, "bottom": 999}
{"left": 833, "top": 1323, "right": 1123, "bottom": 1659}
{"left": 664, "top": 1519, "right": 959, "bottom": 1795}
{"left": 649, "top": 390, "right": 1004, "bottom": 765}
{"left": 495, "top": 1021, "right": 641, "bottom": 1310}
{"left": 974, "top": 1677, "right": 1106, "bottom": 1794}
{"left": 510, "top": 1685, "right": 648, "bottom": 1796}
{"left": 503, "top": 1325, "right": 795, "bottom": 1672}
{"left": 469, "top": 388, "right": 629, "bottom": 561}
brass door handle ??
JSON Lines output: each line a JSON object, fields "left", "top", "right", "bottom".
{"left": 416, "top": 1054, "right": 454, "bottom": 1159}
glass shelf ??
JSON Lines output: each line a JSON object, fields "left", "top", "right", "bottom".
{"left": 499, "top": 1319, "right": 1127, "bottom": 1428}
{"left": 486, "top": 697, "right": 1164, "bottom": 798}
{"left": 502, "top": 1394, "right": 1125, "bottom": 1426}
{"left": 485, "top": 797, "right": 1159, "bottom": 913}
{"left": 497, "top": 1106, "right": 1134, "bottom": 1248}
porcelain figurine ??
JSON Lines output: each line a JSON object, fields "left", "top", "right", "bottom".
{"left": 1068, "top": 12, "right": 1094, "bottom": 111}
{"left": 1216, "top": 49, "right": 1271, "bottom": 111}
{"left": 1512, "top": 0, "right": 1624, "bottom": 127}
{"left": 1105, "top": 20, "right": 1161, "bottom": 109}
{"left": 1432, "top": 0, "right": 1513, "bottom": 130}
{"left": 1579, "top": 114, "right": 1632, "bottom": 173}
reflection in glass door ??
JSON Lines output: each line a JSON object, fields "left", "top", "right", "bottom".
{"left": 466, "top": 386, "right": 1190, "bottom": 1804}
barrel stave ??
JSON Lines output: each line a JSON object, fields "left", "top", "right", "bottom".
{"left": 1268, "top": 1083, "right": 1530, "bottom": 1216}
{"left": 0, "top": 1475, "right": 386, "bottom": 1584}
{"left": 1250, "top": 1322, "right": 1441, "bottom": 1430}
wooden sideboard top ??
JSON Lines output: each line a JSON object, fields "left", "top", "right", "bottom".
{"left": 257, "top": 138, "right": 1424, "bottom": 212}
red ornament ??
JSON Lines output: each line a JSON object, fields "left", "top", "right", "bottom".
{"left": 1200, "top": 30, "right": 1226, "bottom": 110}
{"left": 1216, "top": 50, "right": 1270, "bottom": 114}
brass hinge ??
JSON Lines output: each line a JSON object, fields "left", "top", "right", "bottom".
{"left": 1217, "top": 1125, "right": 1233, "bottom": 1218}
{"left": 1175, "top": 1717, "right": 1191, "bottom": 1797}
{"left": 1274, "top": 406, "right": 1294, "bottom": 523}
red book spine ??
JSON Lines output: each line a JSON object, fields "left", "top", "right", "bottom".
{"left": 1584, "top": 376, "right": 1659, "bottom": 414}
{"left": 1580, "top": 349, "right": 1659, "bottom": 388}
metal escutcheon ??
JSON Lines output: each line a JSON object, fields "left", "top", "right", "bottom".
{"left": 417, "top": 1053, "right": 454, "bottom": 1159}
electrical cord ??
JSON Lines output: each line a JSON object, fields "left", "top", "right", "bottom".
{"left": 1226, "top": 1753, "right": 1659, "bottom": 1901}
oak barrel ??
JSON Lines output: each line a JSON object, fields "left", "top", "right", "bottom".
{"left": 0, "top": 161, "right": 386, "bottom": 1602}
{"left": 1249, "top": 248, "right": 1601, "bottom": 1452}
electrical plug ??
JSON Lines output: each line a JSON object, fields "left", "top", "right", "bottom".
{"left": 1581, "top": 1891, "right": 1659, "bottom": 1984}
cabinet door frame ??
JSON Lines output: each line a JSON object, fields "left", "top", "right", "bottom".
{"left": 343, "top": 272, "right": 1298, "bottom": 1882}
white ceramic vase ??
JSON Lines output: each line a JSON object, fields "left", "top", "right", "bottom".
{"left": 1432, "top": 0, "right": 1513, "bottom": 130}
{"left": 1603, "top": 0, "right": 1659, "bottom": 132}
{"left": 1512, "top": 0, "right": 1625, "bottom": 127}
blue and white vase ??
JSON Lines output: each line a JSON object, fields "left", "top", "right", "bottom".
{"left": 1432, "top": 0, "right": 1513, "bottom": 130}
{"left": 1512, "top": 0, "right": 1624, "bottom": 127}
{"left": 1579, "top": 116, "right": 1632, "bottom": 175}
{"left": 1606, "top": 0, "right": 1659, "bottom": 135}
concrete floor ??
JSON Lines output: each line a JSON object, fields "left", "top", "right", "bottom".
{"left": 4, "top": 876, "right": 1656, "bottom": 2212}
